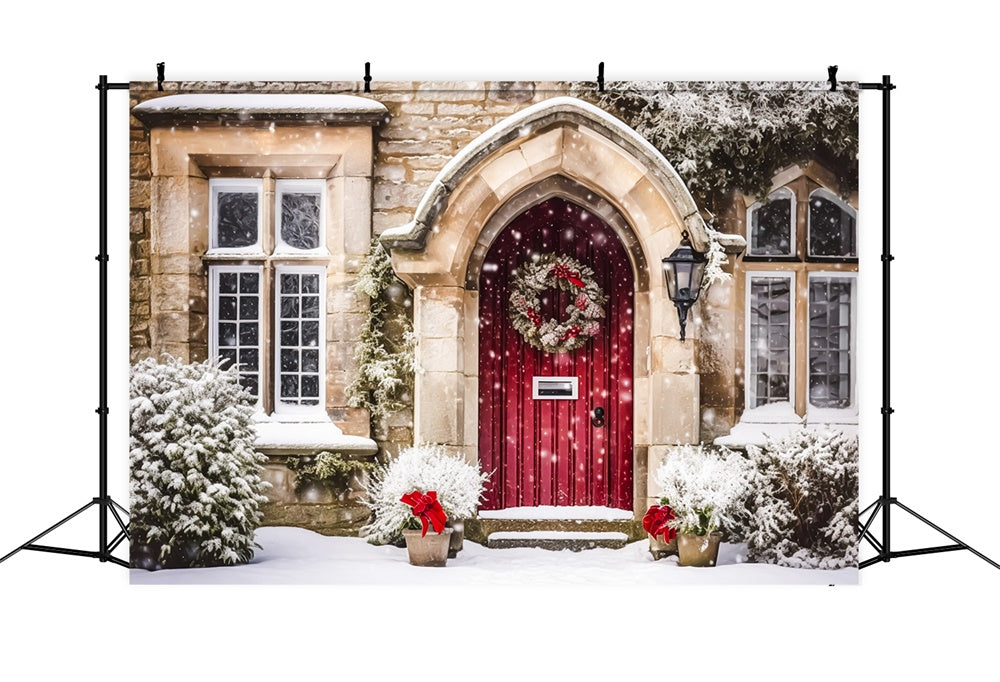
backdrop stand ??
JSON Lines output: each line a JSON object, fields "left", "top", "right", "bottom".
{"left": 858, "top": 75, "right": 999, "bottom": 571}
{"left": 0, "top": 75, "right": 130, "bottom": 568}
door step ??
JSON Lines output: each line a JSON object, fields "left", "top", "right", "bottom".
{"left": 487, "top": 530, "right": 629, "bottom": 551}
{"left": 466, "top": 514, "right": 644, "bottom": 544}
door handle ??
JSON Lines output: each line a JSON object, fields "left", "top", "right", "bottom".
{"left": 591, "top": 406, "right": 606, "bottom": 428}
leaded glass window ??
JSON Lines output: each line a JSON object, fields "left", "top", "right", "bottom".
{"left": 748, "top": 275, "right": 792, "bottom": 407}
{"left": 749, "top": 189, "right": 794, "bottom": 256}
{"left": 210, "top": 266, "right": 262, "bottom": 402}
{"left": 809, "top": 276, "right": 853, "bottom": 408}
{"left": 275, "top": 267, "right": 324, "bottom": 413}
{"left": 210, "top": 179, "right": 262, "bottom": 252}
{"left": 276, "top": 179, "right": 324, "bottom": 252}
{"left": 809, "top": 190, "right": 856, "bottom": 258}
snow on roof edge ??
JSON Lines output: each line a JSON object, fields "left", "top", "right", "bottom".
{"left": 133, "top": 93, "right": 388, "bottom": 116}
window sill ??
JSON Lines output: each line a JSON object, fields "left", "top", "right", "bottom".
{"left": 714, "top": 402, "right": 858, "bottom": 447}
{"left": 253, "top": 418, "right": 378, "bottom": 456}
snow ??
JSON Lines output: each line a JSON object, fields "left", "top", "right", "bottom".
{"left": 252, "top": 419, "right": 377, "bottom": 454}
{"left": 715, "top": 402, "right": 858, "bottom": 446}
{"left": 479, "top": 505, "right": 634, "bottom": 520}
{"left": 489, "top": 531, "right": 628, "bottom": 541}
{"left": 132, "top": 94, "right": 388, "bottom": 116}
{"left": 129, "top": 527, "right": 858, "bottom": 585}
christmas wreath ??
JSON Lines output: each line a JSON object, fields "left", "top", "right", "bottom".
{"left": 508, "top": 253, "right": 607, "bottom": 354}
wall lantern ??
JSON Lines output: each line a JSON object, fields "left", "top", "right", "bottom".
{"left": 661, "top": 231, "right": 707, "bottom": 341}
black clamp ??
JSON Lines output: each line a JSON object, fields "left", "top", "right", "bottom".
{"left": 597, "top": 62, "right": 605, "bottom": 93}
{"left": 157, "top": 62, "right": 165, "bottom": 92}
{"left": 363, "top": 62, "right": 372, "bottom": 93}
{"left": 881, "top": 254, "right": 895, "bottom": 262}
{"left": 95, "top": 255, "right": 109, "bottom": 262}
{"left": 828, "top": 65, "right": 838, "bottom": 92}
{"left": 881, "top": 407, "right": 895, "bottom": 415}
{"left": 95, "top": 407, "right": 109, "bottom": 415}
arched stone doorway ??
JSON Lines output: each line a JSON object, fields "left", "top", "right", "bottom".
{"left": 381, "top": 96, "right": 712, "bottom": 516}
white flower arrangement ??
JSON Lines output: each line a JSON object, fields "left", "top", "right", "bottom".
{"left": 654, "top": 444, "right": 752, "bottom": 539}
{"left": 361, "top": 444, "right": 490, "bottom": 545}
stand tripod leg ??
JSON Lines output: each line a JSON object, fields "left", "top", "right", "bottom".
{"left": 0, "top": 500, "right": 99, "bottom": 564}
{"left": 892, "top": 501, "right": 1000, "bottom": 571}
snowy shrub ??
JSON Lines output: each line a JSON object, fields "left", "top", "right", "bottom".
{"left": 361, "top": 445, "right": 490, "bottom": 545}
{"left": 744, "top": 429, "right": 859, "bottom": 570}
{"left": 129, "top": 356, "right": 270, "bottom": 569}
{"left": 286, "top": 451, "right": 374, "bottom": 491}
{"left": 655, "top": 445, "right": 752, "bottom": 537}
{"left": 579, "top": 81, "right": 859, "bottom": 215}
{"left": 346, "top": 238, "right": 416, "bottom": 428}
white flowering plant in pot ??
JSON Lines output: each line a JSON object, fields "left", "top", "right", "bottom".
{"left": 655, "top": 445, "right": 752, "bottom": 566}
{"left": 361, "top": 444, "right": 490, "bottom": 546}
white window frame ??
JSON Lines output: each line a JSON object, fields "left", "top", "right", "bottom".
{"left": 208, "top": 264, "right": 264, "bottom": 409}
{"left": 807, "top": 188, "right": 857, "bottom": 259}
{"left": 273, "top": 264, "right": 327, "bottom": 420}
{"left": 745, "top": 270, "right": 796, "bottom": 409}
{"left": 275, "top": 179, "right": 328, "bottom": 255}
{"left": 806, "top": 271, "right": 858, "bottom": 419}
{"left": 747, "top": 186, "right": 796, "bottom": 257}
{"left": 208, "top": 178, "right": 264, "bottom": 255}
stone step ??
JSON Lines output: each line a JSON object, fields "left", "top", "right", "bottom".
{"left": 486, "top": 530, "right": 629, "bottom": 551}
{"left": 466, "top": 516, "right": 644, "bottom": 543}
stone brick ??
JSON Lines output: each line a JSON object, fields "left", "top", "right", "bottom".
{"left": 130, "top": 179, "right": 150, "bottom": 209}
{"left": 387, "top": 154, "right": 452, "bottom": 171}
{"left": 489, "top": 81, "right": 535, "bottom": 103}
{"left": 436, "top": 103, "right": 485, "bottom": 116}
{"left": 373, "top": 211, "right": 408, "bottom": 234}
{"left": 131, "top": 259, "right": 149, "bottom": 277}
{"left": 416, "top": 81, "right": 485, "bottom": 102}
{"left": 377, "top": 139, "right": 452, "bottom": 156}
{"left": 130, "top": 153, "right": 151, "bottom": 178}
{"left": 399, "top": 102, "right": 436, "bottom": 115}
{"left": 130, "top": 211, "right": 145, "bottom": 235}
{"left": 373, "top": 180, "right": 430, "bottom": 211}
{"left": 376, "top": 163, "right": 406, "bottom": 182}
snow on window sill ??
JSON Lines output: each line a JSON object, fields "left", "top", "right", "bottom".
{"left": 204, "top": 249, "right": 266, "bottom": 260}
{"left": 252, "top": 416, "right": 377, "bottom": 456}
{"left": 714, "top": 401, "right": 857, "bottom": 447}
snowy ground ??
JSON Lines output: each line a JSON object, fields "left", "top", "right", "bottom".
{"left": 130, "top": 527, "right": 858, "bottom": 585}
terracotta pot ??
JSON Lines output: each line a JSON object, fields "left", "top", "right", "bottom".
{"left": 446, "top": 519, "right": 465, "bottom": 558}
{"left": 402, "top": 528, "right": 454, "bottom": 567}
{"left": 677, "top": 531, "right": 723, "bottom": 567}
{"left": 648, "top": 532, "right": 677, "bottom": 560}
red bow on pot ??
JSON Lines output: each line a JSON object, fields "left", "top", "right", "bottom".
{"left": 643, "top": 504, "right": 677, "bottom": 542}
{"left": 400, "top": 490, "right": 448, "bottom": 537}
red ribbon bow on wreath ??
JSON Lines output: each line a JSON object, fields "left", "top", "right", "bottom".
{"left": 551, "top": 264, "right": 585, "bottom": 288}
{"left": 642, "top": 504, "right": 677, "bottom": 542}
{"left": 400, "top": 490, "right": 448, "bottom": 537}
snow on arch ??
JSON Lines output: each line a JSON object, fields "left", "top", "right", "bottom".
{"left": 380, "top": 95, "right": 715, "bottom": 252}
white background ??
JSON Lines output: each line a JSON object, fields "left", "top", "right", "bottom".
{"left": 1, "top": 1, "right": 996, "bottom": 678}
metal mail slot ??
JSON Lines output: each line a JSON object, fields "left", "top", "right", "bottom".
{"left": 532, "top": 376, "right": 578, "bottom": 400}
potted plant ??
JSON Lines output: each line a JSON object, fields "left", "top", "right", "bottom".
{"left": 643, "top": 500, "right": 677, "bottom": 559}
{"left": 655, "top": 445, "right": 750, "bottom": 567}
{"left": 399, "top": 489, "right": 452, "bottom": 566}
{"left": 361, "top": 444, "right": 490, "bottom": 555}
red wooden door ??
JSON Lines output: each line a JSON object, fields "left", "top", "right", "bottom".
{"left": 478, "top": 198, "right": 634, "bottom": 510}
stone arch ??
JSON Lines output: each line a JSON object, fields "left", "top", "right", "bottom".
{"left": 381, "top": 96, "right": 716, "bottom": 514}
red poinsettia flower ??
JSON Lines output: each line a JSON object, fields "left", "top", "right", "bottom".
{"left": 643, "top": 504, "right": 677, "bottom": 542}
{"left": 400, "top": 490, "right": 448, "bottom": 537}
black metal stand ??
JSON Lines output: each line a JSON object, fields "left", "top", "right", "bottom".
{"left": 858, "top": 75, "right": 999, "bottom": 572}
{"left": 0, "top": 76, "right": 130, "bottom": 569}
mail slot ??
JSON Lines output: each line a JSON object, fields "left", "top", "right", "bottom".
{"left": 532, "top": 376, "right": 578, "bottom": 400}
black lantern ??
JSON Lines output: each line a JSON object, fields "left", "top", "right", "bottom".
{"left": 661, "top": 230, "right": 707, "bottom": 341}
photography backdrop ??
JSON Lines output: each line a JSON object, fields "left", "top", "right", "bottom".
{"left": 127, "top": 80, "right": 860, "bottom": 582}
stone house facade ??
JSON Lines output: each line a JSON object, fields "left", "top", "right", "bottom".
{"left": 129, "top": 81, "right": 858, "bottom": 535}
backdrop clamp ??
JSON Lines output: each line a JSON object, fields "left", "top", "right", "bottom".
{"left": 597, "top": 62, "right": 605, "bottom": 92}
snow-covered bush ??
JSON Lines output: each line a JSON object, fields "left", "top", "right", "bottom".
{"left": 286, "top": 451, "right": 374, "bottom": 492}
{"left": 744, "top": 428, "right": 859, "bottom": 570}
{"left": 129, "top": 356, "right": 270, "bottom": 569}
{"left": 361, "top": 444, "right": 490, "bottom": 545}
{"left": 655, "top": 445, "right": 752, "bottom": 537}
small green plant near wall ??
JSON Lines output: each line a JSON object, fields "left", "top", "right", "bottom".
{"left": 346, "top": 238, "right": 416, "bottom": 429}
{"left": 286, "top": 451, "right": 375, "bottom": 492}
